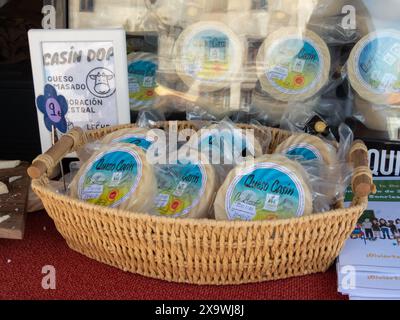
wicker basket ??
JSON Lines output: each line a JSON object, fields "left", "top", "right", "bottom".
{"left": 29, "top": 121, "right": 373, "bottom": 285}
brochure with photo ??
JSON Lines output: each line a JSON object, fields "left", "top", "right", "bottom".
{"left": 340, "top": 178, "right": 400, "bottom": 271}
{"left": 338, "top": 174, "right": 400, "bottom": 300}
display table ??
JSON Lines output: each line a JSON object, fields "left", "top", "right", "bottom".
{"left": 0, "top": 211, "right": 346, "bottom": 300}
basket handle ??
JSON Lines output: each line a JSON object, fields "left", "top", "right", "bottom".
{"left": 349, "top": 139, "right": 375, "bottom": 198}
{"left": 27, "top": 127, "right": 85, "bottom": 179}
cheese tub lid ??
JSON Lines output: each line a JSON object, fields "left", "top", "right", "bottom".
{"left": 174, "top": 21, "right": 244, "bottom": 92}
{"left": 216, "top": 155, "right": 313, "bottom": 221}
{"left": 348, "top": 30, "right": 400, "bottom": 105}
{"left": 256, "top": 27, "right": 331, "bottom": 102}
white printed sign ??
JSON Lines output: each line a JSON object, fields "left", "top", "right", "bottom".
{"left": 28, "top": 29, "right": 130, "bottom": 154}
{"left": 42, "top": 41, "right": 118, "bottom": 129}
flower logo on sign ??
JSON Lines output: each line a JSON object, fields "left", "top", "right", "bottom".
{"left": 36, "top": 84, "right": 68, "bottom": 133}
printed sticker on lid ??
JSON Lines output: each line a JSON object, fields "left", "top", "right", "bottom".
{"left": 355, "top": 32, "right": 400, "bottom": 94}
{"left": 128, "top": 59, "right": 157, "bottom": 109}
{"left": 182, "top": 29, "right": 232, "bottom": 82}
{"left": 225, "top": 163, "right": 306, "bottom": 221}
{"left": 264, "top": 37, "right": 323, "bottom": 95}
{"left": 155, "top": 163, "right": 206, "bottom": 218}
{"left": 77, "top": 148, "right": 142, "bottom": 207}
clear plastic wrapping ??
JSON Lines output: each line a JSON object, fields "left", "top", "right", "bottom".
{"left": 70, "top": 114, "right": 353, "bottom": 220}
{"left": 213, "top": 153, "right": 352, "bottom": 221}
{"left": 151, "top": 149, "right": 221, "bottom": 219}
{"left": 67, "top": 0, "right": 400, "bottom": 140}
{"left": 181, "top": 118, "right": 271, "bottom": 165}
{"left": 63, "top": 1, "right": 348, "bottom": 121}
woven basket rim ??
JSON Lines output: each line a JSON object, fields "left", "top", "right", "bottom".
{"left": 33, "top": 178, "right": 367, "bottom": 229}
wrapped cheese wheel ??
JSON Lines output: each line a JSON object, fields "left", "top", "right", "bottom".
{"left": 154, "top": 149, "right": 218, "bottom": 219}
{"left": 256, "top": 27, "right": 331, "bottom": 102}
{"left": 101, "top": 127, "right": 155, "bottom": 151}
{"left": 174, "top": 21, "right": 244, "bottom": 92}
{"left": 348, "top": 30, "right": 400, "bottom": 105}
{"left": 353, "top": 93, "right": 400, "bottom": 132}
{"left": 274, "top": 133, "right": 337, "bottom": 165}
{"left": 70, "top": 143, "right": 156, "bottom": 212}
{"left": 127, "top": 52, "right": 158, "bottom": 110}
{"left": 185, "top": 123, "right": 264, "bottom": 163}
{"left": 214, "top": 154, "right": 313, "bottom": 221}
{"left": 251, "top": 82, "right": 320, "bottom": 125}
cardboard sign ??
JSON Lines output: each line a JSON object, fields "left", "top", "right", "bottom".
{"left": 28, "top": 29, "right": 130, "bottom": 154}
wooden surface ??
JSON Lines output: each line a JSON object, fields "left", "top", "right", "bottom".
{"left": 0, "top": 162, "right": 30, "bottom": 240}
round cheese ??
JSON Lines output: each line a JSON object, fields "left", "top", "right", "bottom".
{"left": 256, "top": 27, "right": 331, "bottom": 102}
{"left": 70, "top": 143, "right": 156, "bottom": 213}
{"left": 185, "top": 124, "right": 263, "bottom": 163}
{"left": 153, "top": 149, "right": 218, "bottom": 219}
{"left": 174, "top": 21, "right": 244, "bottom": 92}
{"left": 127, "top": 52, "right": 158, "bottom": 110}
{"left": 251, "top": 82, "right": 320, "bottom": 125}
{"left": 101, "top": 127, "right": 155, "bottom": 151}
{"left": 348, "top": 30, "right": 400, "bottom": 105}
{"left": 274, "top": 133, "right": 337, "bottom": 165}
{"left": 354, "top": 93, "right": 400, "bottom": 132}
{"left": 214, "top": 154, "right": 313, "bottom": 221}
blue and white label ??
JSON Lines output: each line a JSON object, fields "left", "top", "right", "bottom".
{"left": 355, "top": 31, "right": 400, "bottom": 94}
{"left": 155, "top": 162, "right": 206, "bottom": 218}
{"left": 128, "top": 59, "right": 157, "bottom": 109}
{"left": 283, "top": 143, "right": 323, "bottom": 161}
{"left": 226, "top": 162, "right": 306, "bottom": 221}
{"left": 77, "top": 147, "right": 142, "bottom": 207}
{"left": 112, "top": 134, "right": 154, "bottom": 151}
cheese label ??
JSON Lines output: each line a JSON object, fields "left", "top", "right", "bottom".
{"left": 128, "top": 60, "right": 157, "bottom": 109}
{"left": 78, "top": 148, "right": 142, "bottom": 207}
{"left": 355, "top": 33, "right": 400, "bottom": 94}
{"left": 283, "top": 143, "right": 322, "bottom": 161}
{"left": 182, "top": 29, "right": 231, "bottom": 82}
{"left": 155, "top": 163, "right": 206, "bottom": 218}
{"left": 226, "top": 163, "right": 305, "bottom": 221}
{"left": 112, "top": 134, "right": 154, "bottom": 151}
{"left": 265, "top": 37, "right": 323, "bottom": 95}
{"left": 198, "top": 129, "right": 255, "bottom": 158}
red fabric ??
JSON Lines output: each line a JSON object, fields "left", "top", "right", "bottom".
{"left": 0, "top": 211, "right": 346, "bottom": 300}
